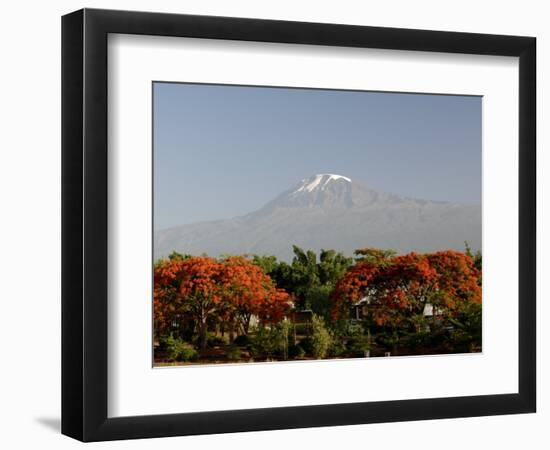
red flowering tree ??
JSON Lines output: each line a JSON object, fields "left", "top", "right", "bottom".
{"left": 426, "top": 250, "right": 482, "bottom": 311}
{"left": 331, "top": 252, "right": 438, "bottom": 327}
{"left": 331, "top": 250, "right": 481, "bottom": 328}
{"left": 153, "top": 257, "right": 189, "bottom": 341}
{"left": 154, "top": 255, "right": 291, "bottom": 350}
{"left": 153, "top": 256, "right": 226, "bottom": 349}
{"left": 219, "top": 256, "right": 292, "bottom": 335}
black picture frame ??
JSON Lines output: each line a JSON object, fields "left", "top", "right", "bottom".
{"left": 62, "top": 8, "right": 536, "bottom": 442}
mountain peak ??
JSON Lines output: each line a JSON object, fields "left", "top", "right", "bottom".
{"left": 259, "top": 174, "right": 355, "bottom": 210}
{"left": 155, "top": 173, "right": 481, "bottom": 262}
{"left": 293, "top": 174, "right": 352, "bottom": 194}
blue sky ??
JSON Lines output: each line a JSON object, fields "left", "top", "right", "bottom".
{"left": 154, "top": 82, "right": 481, "bottom": 230}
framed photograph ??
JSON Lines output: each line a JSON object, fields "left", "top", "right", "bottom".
{"left": 61, "top": 8, "right": 536, "bottom": 442}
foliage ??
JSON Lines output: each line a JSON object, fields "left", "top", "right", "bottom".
{"left": 330, "top": 322, "right": 370, "bottom": 357}
{"left": 304, "top": 285, "right": 333, "bottom": 319}
{"left": 251, "top": 255, "right": 280, "bottom": 276}
{"left": 426, "top": 251, "right": 482, "bottom": 308}
{"left": 250, "top": 246, "right": 352, "bottom": 315}
{"left": 309, "top": 314, "right": 332, "bottom": 359}
{"left": 377, "top": 331, "right": 401, "bottom": 354}
{"left": 347, "top": 334, "right": 371, "bottom": 357}
{"left": 225, "top": 344, "right": 242, "bottom": 360}
{"left": 249, "top": 323, "right": 289, "bottom": 360}
{"left": 168, "top": 251, "right": 191, "bottom": 261}
{"left": 464, "top": 241, "right": 482, "bottom": 283}
{"left": 219, "top": 256, "right": 292, "bottom": 334}
{"left": 331, "top": 250, "right": 481, "bottom": 329}
{"left": 449, "top": 301, "right": 482, "bottom": 352}
{"left": 154, "top": 256, "right": 291, "bottom": 350}
{"left": 155, "top": 245, "right": 482, "bottom": 363}
{"left": 318, "top": 249, "right": 354, "bottom": 285}
{"left": 163, "top": 336, "right": 199, "bottom": 362}
{"left": 354, "top": 247, "right": 396, "bottom": 265}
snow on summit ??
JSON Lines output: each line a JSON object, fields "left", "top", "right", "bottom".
{"left": 293, "top": 174, "right": 352, "bottom": 194}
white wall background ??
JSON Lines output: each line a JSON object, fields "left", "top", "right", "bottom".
{"left": 0, "top": 0, "right": 546, "bottom": 448}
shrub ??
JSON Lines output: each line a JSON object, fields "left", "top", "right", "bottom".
{"left": 376, "top": 331, "right": 401, "bottom": 354}
{"left": 225, "top": 344, "right": 242, "bottom": 360}
{"left": 309, "top": 314, "right": 332, "bottom": 359}
{"left": 164, "top": 336, "right": 199, "bottom": 362}
{"left": 330, "top": 321, "right": 366, "bottom": 357}
{"left": 347, "top": 335, "right": 371, "bottom": 357}
{"left": 250, "top": 323, "right": 289, "bottom": 360}
{"left": 449, "top": 302, "right": 482, "bottom": 352}
{"left": 328, "top": 339, "right": 347, "bottom": 357}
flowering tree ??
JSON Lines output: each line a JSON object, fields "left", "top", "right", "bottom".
{"left": 153, "top": 257, "right": 190, "bottom": 341}
{"left": 331, "top": 250, "right": 481, "bottom": 329}
{"left": 154, "top": 255, "right": 291, "bottom": 350}
{"left": 426, "top": 250, "right": 482, "bottom": 310}
{"left": 154, "top": 256, "right": 225, "bottom": 349}
{"left": 219, "top": 256, "right": 291, "bottom": 335}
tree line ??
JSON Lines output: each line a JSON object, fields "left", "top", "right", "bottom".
{"left": 154, "top": 244, "right": 482, "bottom": 363}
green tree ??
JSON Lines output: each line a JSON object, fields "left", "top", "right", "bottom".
{"left": 464, "top": 241, "right": 482, "bottom": 273}
{"left": 250, "top": 254, "right": 279, "bottom": 275}
{"left": 318, "top": 249, "right": 353, "bottom": 285}
{"left": 288, "top": 246, "right": 352, "bottom": 313}
{"left": 251, "top": 247, "right": 352, "bottom": 318}
{"left": 305, "top": 285, "right": 333, "bottom": 319}
{"left": 290, "top": 245, "right": 321, "bottom": 307}
{"left": 449, "top": 302, "right": 482, "bottom": 352}
{"left": 168, "top": 251, "right": 191, "bottom": 261}
{"left": 309, "top": 314, "right": 332, "bottom": 359}
{"left": 354, "top": 247, "right": 396, "bottom": 265}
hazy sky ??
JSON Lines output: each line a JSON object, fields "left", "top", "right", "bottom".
{"left": 154, "top": 82, "right": 481, "bottom": 230}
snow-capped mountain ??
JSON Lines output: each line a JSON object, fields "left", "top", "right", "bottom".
{"left": 296, "top": 174, "right": 352, "bottom": 190}
{"left": 154, "top": 174, "right": 481, "bottom": 261}
{"left": 263, "top": 174, "right": 355, "bottom": 209}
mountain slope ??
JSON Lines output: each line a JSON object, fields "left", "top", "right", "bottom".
{"left": 154, "top": 174, "right": 481, "bottom": 261}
